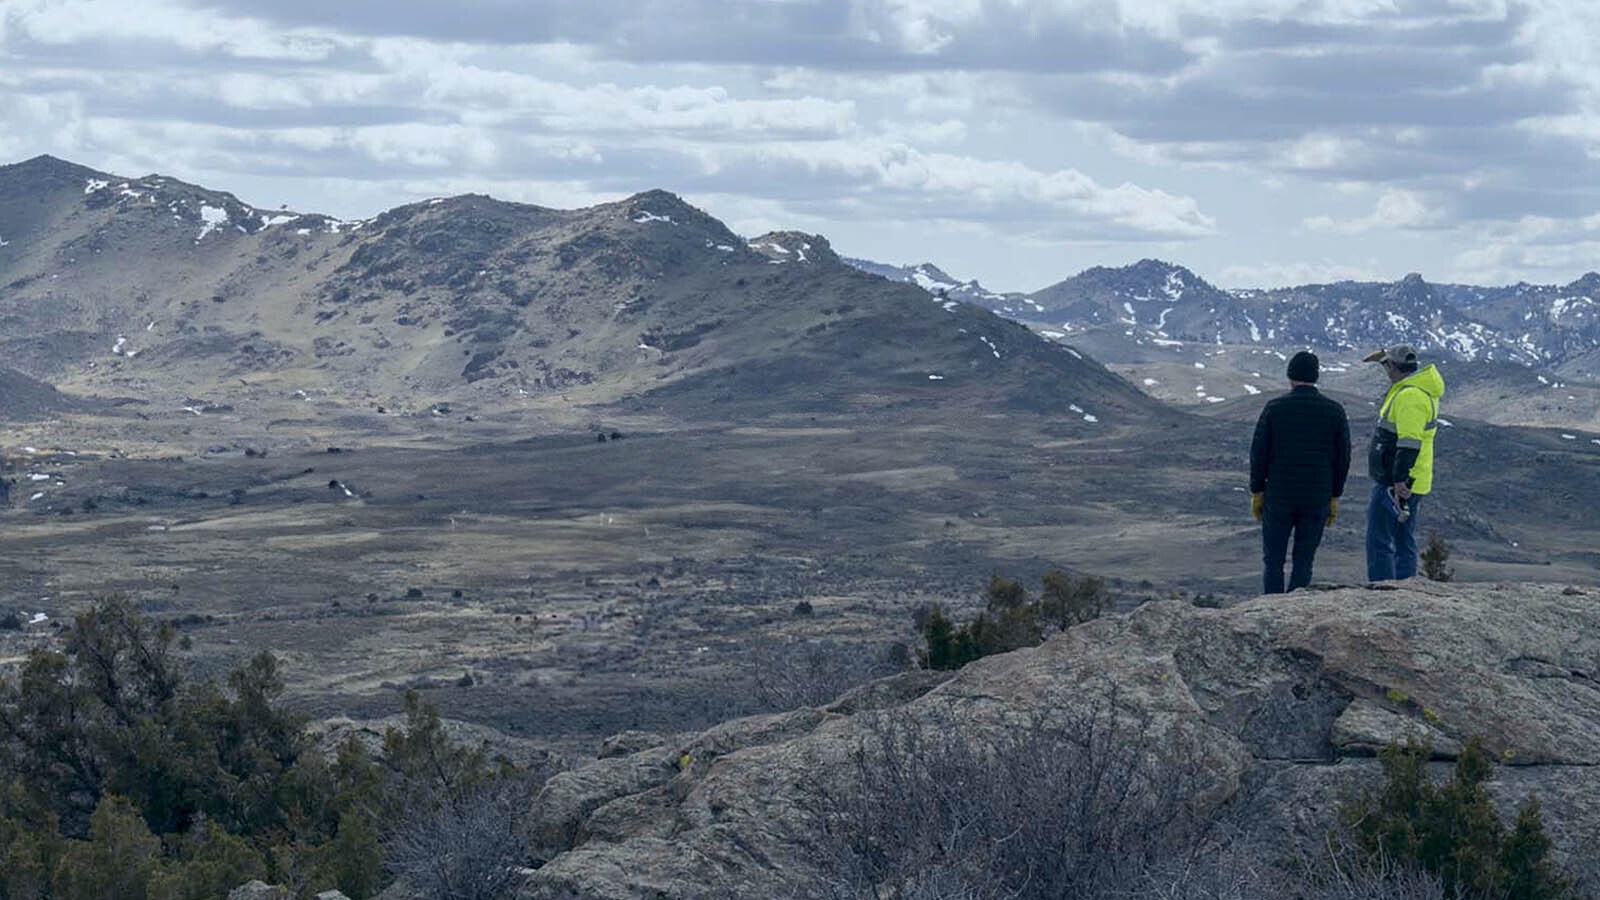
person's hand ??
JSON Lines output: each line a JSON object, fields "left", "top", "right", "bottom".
{"left": 1326, "top": 498, "right": 1339, "bottom": 526}
{"left": 1393, "top": 481, "right": 1412, "bottom": 500}
{"left": 1251, "top": 492, "right": 1265, "bottom": 521}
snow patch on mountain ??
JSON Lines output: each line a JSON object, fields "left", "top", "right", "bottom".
{"left": 196, "top": 204, "right": 228, "bottom": 242}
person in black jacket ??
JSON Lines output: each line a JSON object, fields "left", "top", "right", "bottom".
{"left": 1249, "top": 351, "right": 1352, "bottom": 593}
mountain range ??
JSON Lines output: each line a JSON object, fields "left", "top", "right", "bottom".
{"left": 0, "top": 154, "right": 1154, "bottom": 428}
{"left": 852, "top": 257, "right": 1600, "bottom": 377}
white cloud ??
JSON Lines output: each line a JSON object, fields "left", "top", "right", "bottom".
{"left": 693, "top": 140, "right": 1215, "bottom": 239}
{"left": 1304, "top": 189, "right": 1446, "bottom": 234}
{"left": 7, "top": 0, "right": 344, "bottom": 60}
{"left": 1453, "top": 212, "right": 1600, "bottom": 283}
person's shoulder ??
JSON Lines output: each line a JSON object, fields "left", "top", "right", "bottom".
{"left": 1259, "top": 393, "right": 1291, "bottom": 413}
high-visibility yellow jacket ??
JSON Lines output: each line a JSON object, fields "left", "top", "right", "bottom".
{"left": 1367, "top": 364, "right": 1444, "bottom": 495}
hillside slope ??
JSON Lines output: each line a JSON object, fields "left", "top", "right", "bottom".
{"left": 0, "top": 156, "right": 1162, "bottom": 428}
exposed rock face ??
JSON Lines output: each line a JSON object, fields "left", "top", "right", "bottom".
{"left": 227, "top": 882, "right": 290, "bottom": 900}
{"left": 526, "top": 581, "right": 1600, "bottom": 899}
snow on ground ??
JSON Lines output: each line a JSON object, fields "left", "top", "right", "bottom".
{"left": 632, "top": 211, "right": 675, "bottom": 224}
{"left": 196, "top": 204, "right": 228, "bottom": 241}
{"left": 912, "top": 268, "right": 957, "bottom": 293}
{"left": 928, "top": 374, "right": 945, "bottom": 380}
{"left": 1163, "top": 271, "right": 1185, "bottom": 300}
{"left": 1244, "top": 384, "right": 1260, "bottom": 395}
{"left": 84, "top": 178, "right": 108, "bottom": 193}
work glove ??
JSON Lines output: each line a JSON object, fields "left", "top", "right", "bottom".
{"left": 1326, "top": 498, "right": 1339, "bottom": 526}
{"left": 1250, "top": 492, "right": 1264, "bottom": 522}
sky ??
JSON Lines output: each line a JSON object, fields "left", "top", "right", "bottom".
{"left": 2, "top": 0, "right": 1598, "bottom": 293}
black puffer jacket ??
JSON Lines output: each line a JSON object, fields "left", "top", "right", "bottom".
{"left": 1249, "top": 385, "right": 1352, "bottom": 505}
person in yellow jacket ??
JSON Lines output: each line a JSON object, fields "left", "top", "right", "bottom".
{"left": 1361, "top": 344, "right": 1444, "bottom": 581}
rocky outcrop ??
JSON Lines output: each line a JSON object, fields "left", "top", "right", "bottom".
{"left": 525, "top": 581, "right": 1600, "bottom": 899}
{"left": 227, "top": 883, "right": 290, "bottom": 900}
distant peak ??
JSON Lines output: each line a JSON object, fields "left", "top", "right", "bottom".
{"left": 912, "top": 262, "right": 956, "bottom": 282}
{"left": 620, "top": 189, "right": 702, "bottom": 220}
{"left": 1131, "top": 257, "right": 1184, "bottom": 272}
{"left": 629, "top": 188, "right": 684, "bottom": 204}
{"left": 3, "top": 154, "right": 111, "bottom": 180}
{"left": 1566, "top": 271, "right": 1600, "bottom": 294}
{"left": 747, "top": 231, "right": 837, "bottom": 265}
{"left": 1383, "top": 272, "right": 1435, "bottom": 304}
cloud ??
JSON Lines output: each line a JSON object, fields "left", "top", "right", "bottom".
{"left": 680, "top": 141, "right": 1217, "bottom": 240}
{"left": 1453, "top": 213, "right": 1600, "bottom": 282}
{"left": 185, "top": 0, "right": 1195, "bottom": 73}
{"left": 1304, "top": 189, "right": 1448, "bottom": 234}
{"left": 5, "top": 0, "right": 345, "bottom": 61}
{"left": 3, "top": 0, "right": 1598, "bottom": 289}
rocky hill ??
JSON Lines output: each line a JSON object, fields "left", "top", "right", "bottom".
{"left": 0, "top": 155, "right": 1158, "bottom": 426}
{"left": 840, "top": 257, "right": 1036, "bottom": 317}
{"left": 525, "top": 580, "right": 1600, "bottom": 899}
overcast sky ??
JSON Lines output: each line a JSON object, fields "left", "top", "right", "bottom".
{"left": 3, "top": 0, "right": 1597, "bottom": 291}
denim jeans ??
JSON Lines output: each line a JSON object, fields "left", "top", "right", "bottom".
{"left": 1261, "top": 498, "right": 1329, "bottom": 594}
{"left": 1366, "top": 481, "right": 1422, "bottom": 581}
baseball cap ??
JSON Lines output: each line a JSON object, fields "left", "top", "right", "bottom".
{"left": 1362, "top": 344, "right": 1419, "bottom": 366}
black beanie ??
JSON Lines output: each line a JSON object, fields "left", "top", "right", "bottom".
{"left": 1287, "top": 350, "right": 1319, "bottom": 383}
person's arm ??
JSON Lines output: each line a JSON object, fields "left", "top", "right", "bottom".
{"left": 1333, "top": 406, "right": 1351, "bottom": 499}
{"left": 1249, "top": 405, "right": 1272, "bottom": 495}
{"left": 1389, "top": 390, "right": 1428, "bottom": 495}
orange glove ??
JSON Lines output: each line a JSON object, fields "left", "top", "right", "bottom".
{"left": 1251, "top": 492, "right": 1265, "bottom": 521}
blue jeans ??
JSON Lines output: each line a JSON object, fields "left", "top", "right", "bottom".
{"left": 1262, "top": 498, "right": 1329, "bottom": 594}
{"left": 1366, "top": 481, "right": 1422, "bottom": 581}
